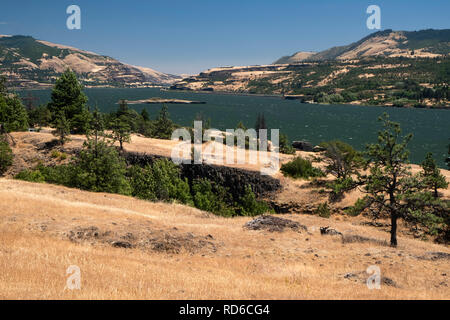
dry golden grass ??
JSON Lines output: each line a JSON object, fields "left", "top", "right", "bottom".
{"left": 0, "top": 179, "right": 449, "bottom": 299}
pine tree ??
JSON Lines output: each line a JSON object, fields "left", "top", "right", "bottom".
{"left": 117, "top": 99, "right": 130, "bottom": 118}
{"left": 321, "top": 140, "right": 364, "bottom": 179}
{"left": 87, "top": 107, "right": 106, "bottom": 153}
{"left": 141, "top": 108, "right": 150, "bottom": 122}
{"left": 111, "top": 115, "right": 131, "bottom": 150}
{"left": 48, "top": 69, "right": 88, "bottom": 133}
{"left": 52, "top": 111, "right": 71, "bottom": 145}
{"left": 421, "top": 152, "right": 448, "bottom": 198}
{"left": 362, "top": 113, "right": 414, "bottom": 247}
{"left": 153, "top": 104, "right": 174, "bottom": 139}
{"left": 0, "top": 77, "right": 29, "bottom": 132}
{"left": 358, "top": 113, "right": 450, "bottom": 246}
{"left": 71, "top": 139, "right": 131, "bottom": 195}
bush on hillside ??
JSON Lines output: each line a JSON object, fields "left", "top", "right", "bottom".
{"left": 128, "top": 159, "right": 192, "bottom": 204}
{"left": 280, "top": 156, "right": 325, "bottom": 179}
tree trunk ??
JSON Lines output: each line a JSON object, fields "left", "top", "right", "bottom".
{"left": 390, "top": 214, "right": 398, "bottom": 247}
{"left": 119, "top": 140, "right": 123, "bottom": 150}
{"left": 434, "top": 186, "right": 438, "bottom": 198}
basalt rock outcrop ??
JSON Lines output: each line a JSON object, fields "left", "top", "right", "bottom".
{"left": 123, "top": 151, "right": 282, "bottom": 199}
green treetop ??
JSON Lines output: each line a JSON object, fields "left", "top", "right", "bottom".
{"left": 48, "top": 69, "right": 88, "bottom": 133}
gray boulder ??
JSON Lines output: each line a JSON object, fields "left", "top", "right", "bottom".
{"left": 292, "top": 140, "right": 313, "bottom": 151}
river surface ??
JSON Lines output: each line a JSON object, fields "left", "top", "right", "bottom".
{"left": 18, "top": 87, "right": 450, "bottom": 167}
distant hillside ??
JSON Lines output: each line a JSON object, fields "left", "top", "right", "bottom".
{"left": 274, "top": 51, "right": 316, "bottom": 64}
{"left": 275, "top": 29, "right": 450, "bottom": 64}
{"left": 171, "top": 29, "right": 450, "bottom": 108}
{"left": 0, "top": 35, "right": 182, "bottom": 88}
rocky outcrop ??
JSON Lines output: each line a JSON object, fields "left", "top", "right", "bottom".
{"left": 292, "top": 141, "right": 313, "bottom": 151}
{"left": 123, "top": 151, "right": 282, "bottom": 199}
{"left": 244, "top": 215, "right": 307, "bottom": 232}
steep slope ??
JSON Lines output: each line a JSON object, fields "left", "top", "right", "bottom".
{"left": 0, "top": 35, "right": 182, "bottom": 88}
{"left": 274, "top": 51, "right": 316, "bottom": 64}
{"left": 276, "top": 29, "right": 450, "bottom": 63}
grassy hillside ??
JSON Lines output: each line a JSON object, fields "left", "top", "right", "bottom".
{"left": 1, "top": 178, "right": 449, "bottom": 299}
{"left": 275, "top": 29, "right": 450, "bottom": 63}
{"left": 174, "top": 56, "right": 450, "bottom": 107}
{"left": 0, "top": 35, "right": 181, "bottom": 88}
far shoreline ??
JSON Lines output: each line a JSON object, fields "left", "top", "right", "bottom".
{"left": 14, "top": 85, "right": 450, "bottom": 110}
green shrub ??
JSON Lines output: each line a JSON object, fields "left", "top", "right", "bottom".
{"left": 236, "top": 185, "right": 270, "bottom": 216}
{"left": 315, "top": 202, "right": 331, "bottom": 218}
{"left": 15, "top": 168, "right": 45, "bottom": 183}
{"left": 0, "top": 137, "right": 13, "bottom": 175}
{"left": 70, "top": 139, "right": 131, "bottom": 195}
{"left": 128, "top": 165, "right": 157, "bottom": 201}
{"left": 279, "top": 133, "right": 295, "bottom": 155}
{"left": 15, "top": 164, "right": 74, "bottom": 185}
{"left": 129, "top": 159, "right": 192, "bottom": 204}
{"left": 192, "top": 178, "right": 234, "bottom": 216}
{"left": 280, "top": 156, "right": 325, "bottom": 179}
{"left": 51, "top": 150, "right": 60, "bottom": 158}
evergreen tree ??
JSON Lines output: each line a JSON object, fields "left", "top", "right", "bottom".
{"left": 87, "top": 107, "right": 105, "bottom": 150}
{"left": 141, "top": 108, "right": 150, "bottom": 122}
{"left": 48, "top": 69, "right": 88, "bottom": 133}
{"left": 360, "top": 113, "right": 448, "bottom": 247}
{"left": 28, "top": 105, "right": 52, "bottom": 128}
{"left": 52, "top": 111, "right": 71, "bottom": 145}
{"left": 0, "top": 77, "right": 29, "bottom": 132}
{"left": 116, "top": 99, "right": 130, "bottom": 118}
{"left": 153, "top": 104, "right": 174, "bottom": 139}
{"left": 320, "top": 140, "right": 364, "bottom": 179}
{"left": 421, "top": 152, "right": 448, "bottom": 198}
{"left": 71, "top": 138, "right": 131, "bottom": 195}
{"left": 362, "top": 113, "right": 414, "bottom": 247}
{"left": 111, "top": 115, "right": 131, "bottom": 150}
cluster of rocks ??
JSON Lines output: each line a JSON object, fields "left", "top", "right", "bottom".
{"left": 64, "top": 225, "right": 217, "bottom": 254}
{"left": 292, "top": 140, "right": 326, "bottom": 153}
{"left": 244, "top": 215, "right": 307, "bottom": 233}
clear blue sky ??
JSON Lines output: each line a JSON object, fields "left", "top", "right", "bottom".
{"left": 1, "top": 0, "right": 449, "bottom": 75}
